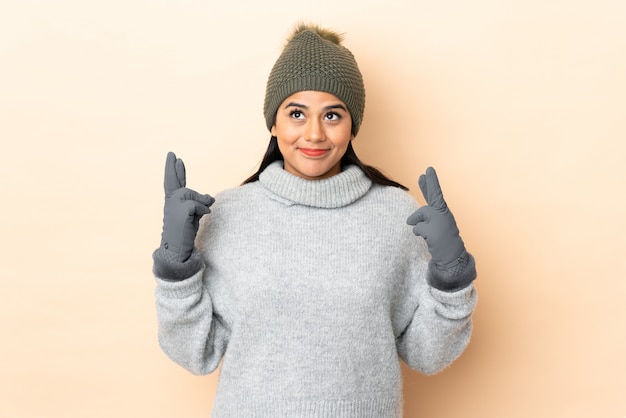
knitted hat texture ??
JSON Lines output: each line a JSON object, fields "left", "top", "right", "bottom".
{"left": 263, "top": 25, "right": 366, "bottom": 135}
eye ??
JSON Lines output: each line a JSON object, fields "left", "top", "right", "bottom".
{"left": 289, "top": 110, "right": 304, "bottom": 119}
{"left": 325, "top": 112, "right": 341, "bottom": 121}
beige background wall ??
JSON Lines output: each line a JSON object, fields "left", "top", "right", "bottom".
{"left": 1, "top": 0, "right": 624, "bottom": 417}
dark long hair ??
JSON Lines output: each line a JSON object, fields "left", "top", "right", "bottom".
{"left": 242, "top": 136, "right": 408, "bottom": 190}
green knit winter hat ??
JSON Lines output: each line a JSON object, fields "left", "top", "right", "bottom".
{"left": 264, "top": 24, "right": 366, "bottom": 136}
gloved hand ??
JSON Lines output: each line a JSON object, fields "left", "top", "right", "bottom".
{"left": 407, "top": 167, "right": 474, "bottom": 290}
{"left": 160, "top": 151, "right": 214, "bottom": 263}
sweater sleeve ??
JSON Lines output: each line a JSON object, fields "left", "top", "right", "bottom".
{"left": 154, "top": 267, "right": 229, "bottom": 375}
{"left": 388, "top": 187, "right": 477, "bottom": 375}
{"left": 396, "top": 281, "right": 476, "bottom": 375}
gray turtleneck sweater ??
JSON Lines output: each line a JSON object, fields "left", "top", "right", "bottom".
{"left": 154, "top": 161, "right": 477, "bottom": 417}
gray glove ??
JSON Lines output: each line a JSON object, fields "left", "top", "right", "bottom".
{"left": 160, "top": 151, "right": 214, "bottom": 263}
{"left": 407, "top": 167, "right": 475, "bottom": 290}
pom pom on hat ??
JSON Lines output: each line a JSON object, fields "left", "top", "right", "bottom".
{"left": 263, "top": 23, "right": 366, "bottom": 136}
{"left": 284, "top": 23, "right": 345, "bottom": 45}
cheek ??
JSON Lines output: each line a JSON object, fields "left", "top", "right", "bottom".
{"left": 335, "top": 129, "right": 353, "bottom": 150}
{"left": 277, "top": 126, "right": 302, "bottom": 145}
{"left": 338, "top": 140, "right": 351, "bottom": 155}
{"left": 276, "top": 135, "right": 297, "bottom": 157}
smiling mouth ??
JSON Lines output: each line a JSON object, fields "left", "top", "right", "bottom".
{"left": 299, "top": 148, "right": 329, "bottom": 157}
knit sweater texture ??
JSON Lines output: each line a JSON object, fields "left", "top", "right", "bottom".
{"left": 154, "top": 162, "right": 477, "bottom": 417}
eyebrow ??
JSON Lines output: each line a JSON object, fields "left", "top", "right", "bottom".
{"left": 283, "top": 102, "right": 348, "bottom": 112}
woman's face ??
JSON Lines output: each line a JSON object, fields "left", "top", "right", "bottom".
{"left": 271, "top": 90, "right": 353, "bottom": 181}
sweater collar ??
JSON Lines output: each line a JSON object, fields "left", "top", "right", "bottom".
{"left": 259, "top": 161, "right": 372, "bottom": 208}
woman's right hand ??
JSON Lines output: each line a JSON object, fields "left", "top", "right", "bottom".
{"left": 160, "top": 152, "right": 214, "bottom": 262}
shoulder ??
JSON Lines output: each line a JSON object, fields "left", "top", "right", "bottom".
{"left": 358, "top": 184, "right": 428, "bottom": 258}
{"left": 366, "top": 184, "right": 420, "bottom": 214}
{"left": 199, "top": 183, "right": 262, "bottom": 228}
{"left": 212, "top": 182, "right": 262, "bottom": 208}
{"left": 352, "top": 184, "right": 421, "bottom": 239}
{"left": 197, "top": 183, "right": 262, "bottom": 248}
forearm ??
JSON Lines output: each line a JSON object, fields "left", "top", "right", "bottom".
{"left": 155, "top": 268, "right": 226, "bottom": 375}
{"left": 397, "top": 284, "right": 477, "bottom": 375}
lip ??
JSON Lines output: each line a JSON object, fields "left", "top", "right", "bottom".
{"left": 299, "top": 148, "right": 329, "bottom": 157}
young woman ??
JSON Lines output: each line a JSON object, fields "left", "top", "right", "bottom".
{"left": 153, "top": 24, "right": 477, "bottom": 418}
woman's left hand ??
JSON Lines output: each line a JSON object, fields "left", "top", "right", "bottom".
{"left": 406, "top": 167, "right": 466, "bottom": 270}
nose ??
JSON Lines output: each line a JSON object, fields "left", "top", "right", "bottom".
{"left": 304, "top": 118, "right": 325, "bottom": 142}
